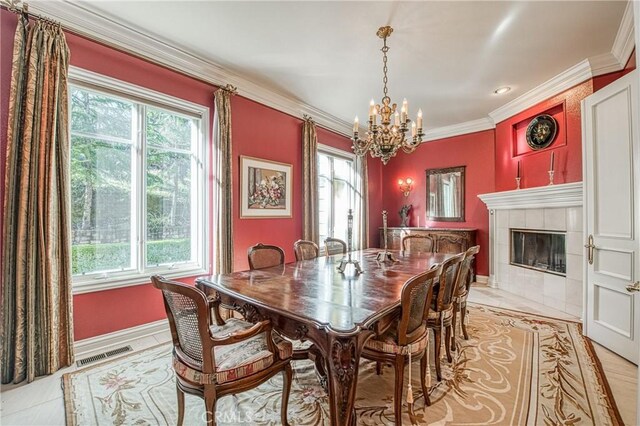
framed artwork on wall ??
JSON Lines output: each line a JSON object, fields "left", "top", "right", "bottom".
{"left": 240, "top": 156, "right": 293, "bottom": 218}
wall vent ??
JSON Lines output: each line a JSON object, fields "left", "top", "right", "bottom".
{"left": 76, "top": 345, "right": 133, "bottom": 367}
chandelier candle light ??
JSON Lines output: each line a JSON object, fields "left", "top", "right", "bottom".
{"left": 352, "top": 26, "right": 425, "bottom": 165}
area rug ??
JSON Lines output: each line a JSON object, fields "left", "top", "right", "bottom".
{"left": 63, "top": 305, "right": 622, "bottom": 425}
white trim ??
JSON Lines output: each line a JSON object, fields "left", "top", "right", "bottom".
{"left": 74, "top": 319, "right": 169, "bottom": 358}
{"left": 611, "top": 1, "right": 636, "bottom": 69}
{"left": 589, "top": 52, "right": 625, "bottom": 77}
{"left": 30, "top": 1, "right": 353, "bottom": 137}
{"left": 318, "top": 143, "right": 356, "bottom": 160}
{"left": 489, "top": 60, "right": 593, "bottom": 124}
{"left": 422, "top": 117, "right": 495, "bottom": 142}
{"left": 475, "top": 275, "right": 489, "bottom": 285}
{"left": 69, "top": 67, "right": 210, "bottom": 294}
{"left": 478, "top": 182, "right": 583, "bottom": 210}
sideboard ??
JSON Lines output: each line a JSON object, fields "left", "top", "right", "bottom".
{"left": 380, "top": 227, "right": 478, "bottom": 277}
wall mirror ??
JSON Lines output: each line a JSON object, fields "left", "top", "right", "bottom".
{"left": 426, "top": 166, "right": 465, "bottom": 222}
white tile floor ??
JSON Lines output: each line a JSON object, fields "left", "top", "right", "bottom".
{"left": 1, "top": 286, "right": 637, "bottom": 425}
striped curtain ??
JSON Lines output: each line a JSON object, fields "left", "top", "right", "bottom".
{"left": 1, "top": 15, "right": 74, "bottom": 384}
{"left": 213, "top": 85, "right": 236, "bottom": 273}
{"left": 302, "top": 116, "right": 319, "bottom": 243}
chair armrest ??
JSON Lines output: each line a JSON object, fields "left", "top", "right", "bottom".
{"left": 207, "top": 295, "right": 226, "bottom": 326}
{"left": 210, "top": 319, "right": 272, "bottom": 346}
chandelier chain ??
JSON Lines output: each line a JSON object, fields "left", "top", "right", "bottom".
{"left": 381, "top": 38, "right": 389, "bottom": 98}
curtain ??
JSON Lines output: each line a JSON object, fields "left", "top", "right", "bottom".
{"left": 213, "top": 85, "right": 236, "bottom": 274}
{"left": 302, "top": 115, "right": 319, "bottom": 243}
{"left": 356, "top": 155, "right": 370, "bottom": 249}
{"left": 2, "top": 16, "right": 73, "bottom": 384}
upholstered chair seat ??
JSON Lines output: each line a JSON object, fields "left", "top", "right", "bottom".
{"left": 151, "top": 276, "right": 293, "bottom": 425}
{"left": 365, "top": 324, "right": 430, "bottom": 356}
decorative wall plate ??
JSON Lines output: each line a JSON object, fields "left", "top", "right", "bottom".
{"left": 526, "top": 114, "right": 558, "bottom": 150}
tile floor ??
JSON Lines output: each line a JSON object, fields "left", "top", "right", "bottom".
{"left": 1, "top": 286, "right": 637, "bottom": 425}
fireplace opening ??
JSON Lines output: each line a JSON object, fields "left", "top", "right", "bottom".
{"left": 510, "top": 229, "right": 566, "bottom": 276}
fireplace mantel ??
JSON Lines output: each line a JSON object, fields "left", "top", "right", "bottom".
{"left": 478, "top": 182, "right": 583, "bottom": 210}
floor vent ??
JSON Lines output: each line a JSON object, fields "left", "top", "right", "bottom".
{"left": 76, "top": 345, "right": 133, "bottom": 367}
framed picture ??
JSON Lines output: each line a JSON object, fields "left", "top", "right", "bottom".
{"left": 240, "top": 156, "right": 293, "bottom": 218}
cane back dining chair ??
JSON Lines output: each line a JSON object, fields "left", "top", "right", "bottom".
{"left": 401, "top": 235, "right": 435, "bottom": 253}
{"left": 293, "top": 239, "right": 319, "bottom": 261}
{"left": 362, "top": 264, "right": 441, "bottom": 425}
{"left": 323, "top": 237, "right": 347, "bottom": 256}
{"left": 248, "top": 243, "right": 285, "bottom": 270}
{"left": 450, "top": 245, "right": 480, "bottom": 352}
{"left": 151, "top": 276, "right": 293, "bottom": 425}
{"left": 426, "top": 252, "right": 465, "bottom": 382}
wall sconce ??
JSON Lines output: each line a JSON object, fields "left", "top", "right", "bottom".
{"left": 398, "top": 178, "right": 413, "bottom": 197}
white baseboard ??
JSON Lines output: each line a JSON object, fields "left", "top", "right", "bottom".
{"left": 74, "top": 319, "right": 170, "bottom": 358}
{"left": 476, "top": 275, "right": 489, "bottom": 285}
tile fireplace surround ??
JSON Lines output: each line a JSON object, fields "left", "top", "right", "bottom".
{"left": 479, "top": 182, "right": 584, "bottom": 318}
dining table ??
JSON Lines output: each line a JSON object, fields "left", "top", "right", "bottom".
{"left": 195, "top": 248, "right": 452, "bottom": 426}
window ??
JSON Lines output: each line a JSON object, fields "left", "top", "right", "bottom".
{"left": 318, "top": 146, "right": 360, "bottom": 249}
{"left": 69, "top": 68, "right": 208, "bottom": 292}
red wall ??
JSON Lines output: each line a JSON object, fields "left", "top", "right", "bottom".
{"left": 0, "top": 10, "right": 355, "bottom": 340}
{"left": 494, "top": 81, "right": 592, "bottom": 191}
{"left": 379, "top": 130, "right": 496, "bottom": 276}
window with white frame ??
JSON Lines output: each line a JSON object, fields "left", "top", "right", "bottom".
{"left": 69, "top": 69, "right": 208, "bottom": 291}
{"left": 318, "top": 146, "right": 360, "bottom": 248}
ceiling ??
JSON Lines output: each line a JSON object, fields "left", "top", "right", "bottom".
{"left": 66, "top": 1, "right": 628, "bottom": 131}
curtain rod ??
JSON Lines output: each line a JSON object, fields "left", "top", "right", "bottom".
{"left": 1, "top": 0, "right": 61, "bottom": 26}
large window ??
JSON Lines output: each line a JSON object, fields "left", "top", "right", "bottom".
{"left": 69, "top": 69, "right": 208, "bottom": 292}
{"left": 318, "top": 146, "right": 360, "bottom": 249}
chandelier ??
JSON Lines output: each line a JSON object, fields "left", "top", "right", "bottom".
{"left": 352, "top": 26, "right": 424, "bottom": 165}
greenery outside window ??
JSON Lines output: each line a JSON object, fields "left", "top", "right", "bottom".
{"left": 318, "top": 146, "right": 360, "bottom": 250}
{"left": 69, "top": 68, "right": 209, "bottom": 293}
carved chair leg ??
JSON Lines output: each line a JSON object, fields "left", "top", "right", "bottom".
{"left": 444, "top": 325, "right": 453, "bottom": 363}
{"left": 434, "top": 328, "right": 442, "bottom": 382}
{"left": 281, "top": 363, "right": 293, "bottom": 426}
{"left": 460, "top": 301, "right": 469, "bottom": 340}
{"left": 393, "top": 356, "right": 405, "bottom": 426}
{"left": 420, "top": 352, "right": 431, "bottom": 407}
{"left": 204, "top": 386, "right": 217, "bottom": 425}
{"left": 451, "top": 302, "right": 458, "bottom": 353}
{"left": 376, "top": 361, "right": 383, "bottom": 375}
{"left": 176, "top": 383, "right": 185, "bottom": 426}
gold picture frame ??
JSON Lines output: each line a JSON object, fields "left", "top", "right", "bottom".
{"left": 240, "top": 156, "right": 293, "bottom": 218}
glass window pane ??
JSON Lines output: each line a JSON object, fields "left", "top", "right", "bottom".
{"left": 71, "top": 136, "right": 132, "bottom": 275}
{"left": 318, "top": 175, "right": 332, "bottom": 244}
{"left": 334, "top": 158, "right": 351, "bottom": 181}
{"left": 70, "top": 87, "right": 133, "bottom": 140}
{"left": 146, "top": 148, "right": 192, "bottom": 266}
{"left": 146, "top": 107, "right": 194, "bottom": 150}
{"left": 333, "top": 179, "right": 350, "bottom": 242}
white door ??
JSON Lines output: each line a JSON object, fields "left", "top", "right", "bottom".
{"left": 583, "top": 69, "right": 640, "bottom": 363}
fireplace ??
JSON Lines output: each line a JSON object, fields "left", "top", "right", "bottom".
{"left": 510, "top": 229, "right": 566, "bottom": 276}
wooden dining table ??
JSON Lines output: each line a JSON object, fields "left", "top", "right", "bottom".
{"left": 196, "top": 248, "right": 452, "bottom": 426}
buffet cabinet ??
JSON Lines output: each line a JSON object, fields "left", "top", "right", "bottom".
{"left": 380, "top": 227, "right": 477, "bottom": 253}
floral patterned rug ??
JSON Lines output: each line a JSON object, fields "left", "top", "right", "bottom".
{"left": 63, "top": 305, "right": 622, "bottom": 425}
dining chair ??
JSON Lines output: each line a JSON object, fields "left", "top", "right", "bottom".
{"left": 401, "top": 235, "right": 435, "bottom": 253}
{"left": 151, "top": 276, "right": 293, "bottom": 426}
{"left": 362, "top": 265, "right": 441, "bottom": 425}
{"left": 450, "top": 245, "right": 480, "bottom": 352}
{"left": 324, "top": 237, "right": 347, "bottom": 256}
{"left": 293, "top": 239, "right": 319, "bottom": 261}
{"left": 248, "top": 243, "right": 285, "bottom": 270}
{"left": 426, "top": 252, "right": 465, "bottom": 382}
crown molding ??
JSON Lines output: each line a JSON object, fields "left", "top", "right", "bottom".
{"left": 29, "top": 1, "right": 353, "bottom": 137}
{"left": 423, "top": 117, "right": 495, "bottom": 142}
{"left": 611, "top": 1, "right": 635, "bottom": 68}
{"left": 589, "top": 52, "right": 624, "bottom": 77}
{"left": 488, "top": 60, "right": 593, "bottom": 125}
{"left": 478, "top": 182, "right": 583, "bottom": 210}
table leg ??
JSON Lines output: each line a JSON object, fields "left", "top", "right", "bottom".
{"left": 325, "top": 333, "right": 370, "bottom": 426}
